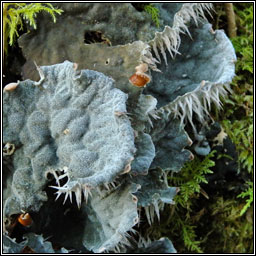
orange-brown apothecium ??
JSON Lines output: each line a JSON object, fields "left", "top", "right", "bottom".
{"left": 17, "top": 213, "right": 33, "bottom": 227}
{"left": 129, "top": 63, "right": 151, "bottom": 87}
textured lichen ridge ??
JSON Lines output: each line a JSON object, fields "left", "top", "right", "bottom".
{"left": 3, "top": 61, "right": 135, "bottom": 214}
{"left": 165, "top": 82, "right": 232, "bottom": 132}
{"left": 82, "top": 183, "right": 139, "bottom": 253}
{"left": 131, "top": 94, "right": 160, "bottom": 132}
{"left": 147, "top": 110, "right": 193, "bottom": 172}
{"left": 3, "top": 235, "right": 26, "bottom": 253}
{"left": 131, "top": 132, "right": 155, "bottom": 175}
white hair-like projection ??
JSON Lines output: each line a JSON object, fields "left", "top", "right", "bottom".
{"left": 163, "top": 82, "right": 232, "bottom": 132}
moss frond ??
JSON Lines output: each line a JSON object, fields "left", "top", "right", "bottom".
{"left": 237, "top": 181, "right": 253, "bottom": 216}
{"left": 3, "top": 3, "right": 63, "bottom": 55}
{"left": 171, "top": 150, "right": 215, "bottom": 207}
{"left": 144, "top": 4, "right": 160, "bottom": 28}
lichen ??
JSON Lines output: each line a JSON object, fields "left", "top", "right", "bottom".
{"left": 3, "top": 3, "right": 238, "bottom": 253}
{"left": 145, "top": 23, "right": 236, "bottom": 131}
{"left": 3, "top": 61, "right": 135, "bottom": 214}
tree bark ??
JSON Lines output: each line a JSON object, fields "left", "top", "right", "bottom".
{"left": 224, "top": 3, "right": 237, "bottom": 38}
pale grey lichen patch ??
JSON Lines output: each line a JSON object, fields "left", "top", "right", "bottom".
{"left": 2, "top": 163, "right": 14, "bottom": 217}
{"left": 22, "top": 233, "right": 56, "bottom": 253}
{"left": 20, "top": 39, "right": 153, "bottom": 98}
{"left": 12, "top": 167, "right": 48, "bottom": 210}
{"left": 3, "top": 79, "right": 39, "bottom": 147}
{"left": 3, "top": 61, "right": 135, "bottom": 215}
{"left": 82, "top": 183, "right": 139, "bottom": 253}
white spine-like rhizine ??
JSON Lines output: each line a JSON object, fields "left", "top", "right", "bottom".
{"left": 144, "top": 200, "right": 165, "bottom": 225}
{"left": 49, "top": 167, "right": 93, "bottom": 208}
{"left": 162, "top": 82, "right": 232, "bottom": 131}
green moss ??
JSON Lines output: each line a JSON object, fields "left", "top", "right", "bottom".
{"left": 142, "top": 151, "right": 216, "bottom": 253}
{"left": 202, "top": 4, "right": 253, "bottom": 252}
{"left": 3, "top": 3, "right": 63, "bottom": 55}
{"left": 171, "top": 151, "right": 215, "bottom": 208}
{"left": 231, "top": 4, "right": 253, "bottom": 74}
{"left": 237, "top": 181, "right": 253, "bottom": 216}
{"left": 166, "top": 151, "right": 215, "bottom": 253}
{"left": 200, "top": 196, "right": 253, "bottom": 253}
{"left": 144, "top": 4, "right": 160, "bottom": 28}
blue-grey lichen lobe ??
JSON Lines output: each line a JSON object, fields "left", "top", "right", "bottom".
{"left": 131, "top": 132, "right": 155, "bottom": 175}
{"left": 149, "top": 112, "right": 192, "bottom": 172}
{"left": 145, "top": 23, "right": 236, "bottom": 108}
{"left": 3, "top": 61, "right": 136, "bottom": 216}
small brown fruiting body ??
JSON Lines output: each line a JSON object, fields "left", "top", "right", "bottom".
{"left": 129, "top": 63, "right": 151, "bottom": 87}
{"left": 129, "top": 73, "right": 151, "bottom": 87}
{"left": 17, "top": 213, "right": 33, "bottom": 227}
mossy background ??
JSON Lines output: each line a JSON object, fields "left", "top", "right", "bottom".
{"left": 138, "top": 3, "right": 254, "bottom": 253}
{"left": 3, "top": 3, "right": 254, "bottom": 253}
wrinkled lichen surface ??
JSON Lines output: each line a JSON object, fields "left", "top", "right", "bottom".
{"left": 3, "top": 61, "right": 136, "bottom": 216}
